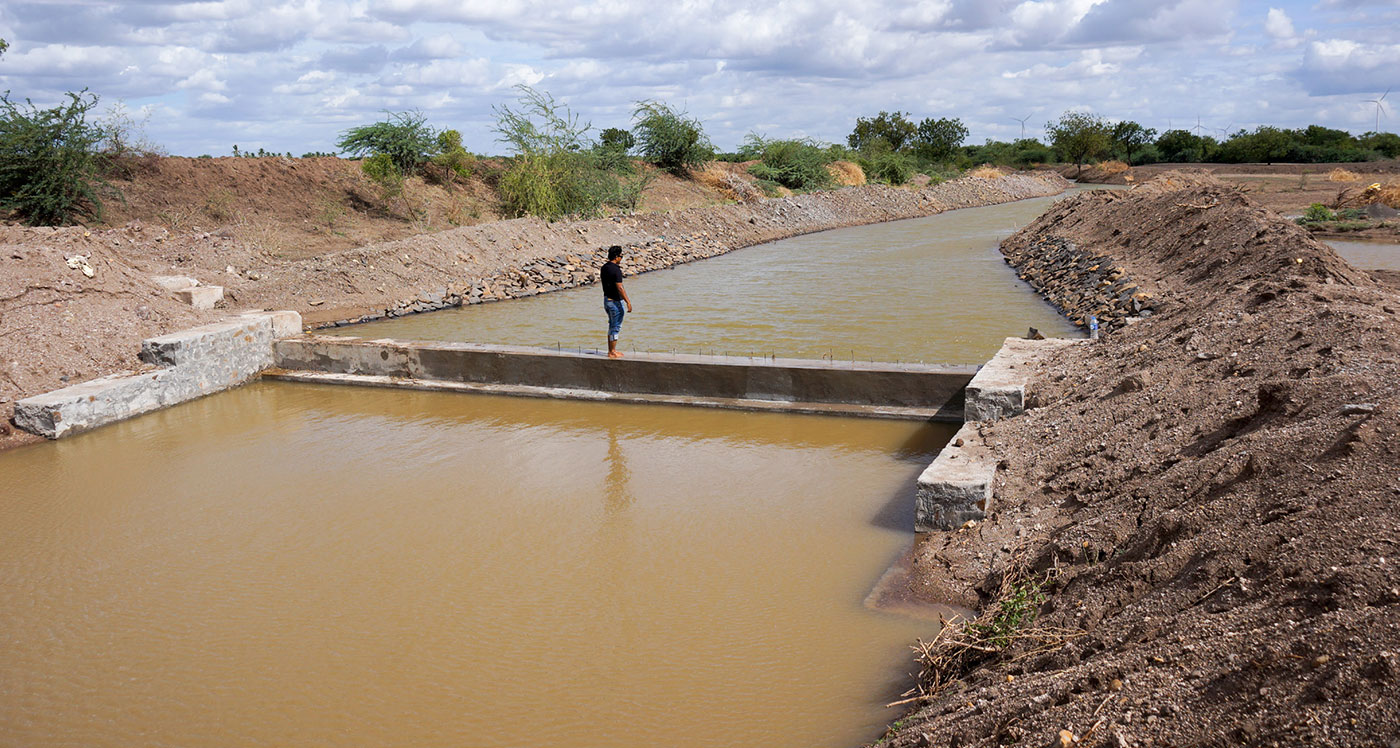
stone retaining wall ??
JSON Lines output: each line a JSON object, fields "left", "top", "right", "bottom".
{"left": 14, "top": 311, "right": 300, "bottom": 439}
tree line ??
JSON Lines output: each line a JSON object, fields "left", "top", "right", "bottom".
{"left": 1039, "top": 111, "right": 1400, "bottom": 170}
{"left": 3, "top": 51, "right": 1398, "bottom": 226}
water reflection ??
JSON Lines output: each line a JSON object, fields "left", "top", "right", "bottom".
{"left": 604, "top": 425, "right": 635, "bottom": 515}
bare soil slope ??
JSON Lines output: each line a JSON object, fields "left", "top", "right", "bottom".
{"left": 96, "top": 156, "right": 507, "bottom": 258}
{"left": 85, "top": 155, "right": 742, "bottom": 259}
{"left": 891, "top": 173, "right": 1400, "bottom": 746}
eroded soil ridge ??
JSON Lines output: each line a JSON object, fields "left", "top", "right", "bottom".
{"left": 893, "top": 172, "right": 1400, "bottom": 746}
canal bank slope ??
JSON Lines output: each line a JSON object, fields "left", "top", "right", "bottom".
{"left": 0, "top": 172, "right": 1069, "bottom": 448}
{"left": 888, "top": 173, "right": 1400, "bottom": 745}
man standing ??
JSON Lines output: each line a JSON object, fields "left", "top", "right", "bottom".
{"left": 601, "top": 245, "right": 633, "bottom": 358}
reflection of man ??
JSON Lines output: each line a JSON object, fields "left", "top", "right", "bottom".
{"left": 601, "top": 245, "right": 633, "bottom": 359}
{"left": 604, "top": 427, "right": 633, "bottom": 514}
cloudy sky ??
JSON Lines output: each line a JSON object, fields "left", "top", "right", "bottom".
{"left": 0, "top": 0, "right": 1397, "bottom": 156}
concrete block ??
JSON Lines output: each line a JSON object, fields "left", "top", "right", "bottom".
{"left": 14, "top": 370, "right": 170, "bottom": 439}
{"left": 174, "top": 285, "right": 223, "bottom": 309}
{"left": 263, "top": 309, "right": 303, "bottom": 338}
{"left": 965, "top": 336, "right": 1084, "bottom": 422}
{"left": 152, "top": 275, "right": 198, "bottom": 291}
{"left": 14, "top": 310, "right": 302, "bottom": 439}
{"left": 916, "top": 423, "right": 995, "bottom": 532}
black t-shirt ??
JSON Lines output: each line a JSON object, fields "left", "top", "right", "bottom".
{"left": 601, "top": 261, "right": 623, "bottom": 300}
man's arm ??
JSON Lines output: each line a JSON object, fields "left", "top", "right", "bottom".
{"left": 618, "top": 282, "right": 633, "bottom": 312}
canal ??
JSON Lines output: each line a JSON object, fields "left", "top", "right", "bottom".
{"left": 333, "top": 193, "right": 1085, "bottom": 363}
{"left": 1, "top": 191, "right": 1089, "bottom": 747}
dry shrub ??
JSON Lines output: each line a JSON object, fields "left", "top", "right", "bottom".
{"left": 1377, "top": 181, "right": 1400, "bottom": 209}
{"left": 1328, "top": 168, "right": 1361, "bottom": 182}
{"left": 897, "top": 555, "right": 1081, "bottom": 705}
{"left": 692, "top": 162, "right": 728, "bottom": 192}
{"left": 969, "top": 164, "right": 1007, "bottom": 179}
{"left": 1097, "top": 160, "right": 1130, "bottom": 176}
{"left": 826, "top": 160, "right": 866, "bottom": 186}
{"left": 694, "top": 162, "right": 762, "bottom": 202}
{"left": 232, "top": 214, "right": 290, "bottom": 257}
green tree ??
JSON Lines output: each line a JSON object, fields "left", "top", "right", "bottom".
{"left": 594, "top": 127, "right": 636, "bottom": 173}
{"left": 847, "top": 111, "right": 916, "bottom": 153}
{"left": 1046, "top": 111, "right": 1111, "bottom": 173}
{"left": 1253, "top": 126, "right": 1294, "bottom": 164}
{"left": 1155, "top": 129, "right": 1212, "bottom": 162}
{"left": 1112, "top": 121, "right": 1157, "bottom": 164}
{"left": 1219, "top": 126, "right": 1293, "bottom": 164}
{"left": 599, "top": 127, "right": 635, "bottom": 151}
{"left": 1300, "top": 124, "right": 1353, "bottom": 149}
{"left": 912, "top": 117, "right": 968, "bottom": 162}
{"left": 631, "top": 100, "right": 712, "bottom": 175}
{"left": 0, "top": 90, "right": 114, "bottom": 225}
{"left": 428, "top": 129, "right": 474, "bottom": 183}
{"left": 0, "top": 38, "right": 9, "bottom": 58}
{"left": 963, "top": 138, "right": 1056, "bottom": 168}
{"left": 336, "top": 110, "right": 439, "bottom": 176}
{"left": 1359, "top": 131, "right": 1400, "bottom": 159}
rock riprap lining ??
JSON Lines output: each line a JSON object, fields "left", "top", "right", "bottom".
{"left": 1000, "top": 234, "right": 1155, "bottom": 331}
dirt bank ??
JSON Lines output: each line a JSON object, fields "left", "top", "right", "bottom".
{"left": 1, "top": 171, "right": 1069, "bottom": 449}
{"left": 1068, "top": 161, "right": 1400, "bottom": 224}
{"left": 888, "top": 173, "right": 1400, "bottom": 746}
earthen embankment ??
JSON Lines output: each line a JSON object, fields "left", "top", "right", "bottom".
{"left": 888, "top": 172, "right": 1400, "bottom": 745}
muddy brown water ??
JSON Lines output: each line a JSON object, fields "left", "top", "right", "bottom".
{"left": 1328, "top": 239, "right": 1400, "bottom": 271}
{"left": 333, "top": 194, "right": 1086, "bottom": 363}
{"left": 2, "top": 194, "right": 1091, "bottom": 746}
{"left": 0, "top": 384, "right": 958, "bottom": 747}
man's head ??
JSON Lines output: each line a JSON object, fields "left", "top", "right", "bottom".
{"left": 608, "top": 245, "right": 623, "bottom": 262}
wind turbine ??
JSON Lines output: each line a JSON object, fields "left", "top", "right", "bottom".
{"left": 1363, "top": 89, "right": 1390, "bottom": 132}
{"left": 1011, "top": 114, "right": 1031, "bottom": 139}
{"left": 1192, "top": 115, "right": 1206, "bottom": 136}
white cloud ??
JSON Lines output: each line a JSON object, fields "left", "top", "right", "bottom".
{"left": 0, "top": 0, "right": 1395, "bottom": 156}
{"left": 393, "top": 34, "right": 464, "bottom": 60}
{"left": 177, "top": 68, "right": 228, "bottom": 92}
{"left": 1264, "top": 7, "right": 1300, "bottom": 48}
{"left": 1296, "top": 38, "right": 1400, "bottom": 96}
{"left": 1264, "top": 8, "right": 1295, "bottom": 39}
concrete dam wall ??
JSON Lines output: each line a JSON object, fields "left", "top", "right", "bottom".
{"left": 267, "top": 336, "right": 978, "bottom": 421}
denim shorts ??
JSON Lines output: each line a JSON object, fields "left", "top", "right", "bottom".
{"left": 604, "top": 298, "right": 625, "bottom": 341}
